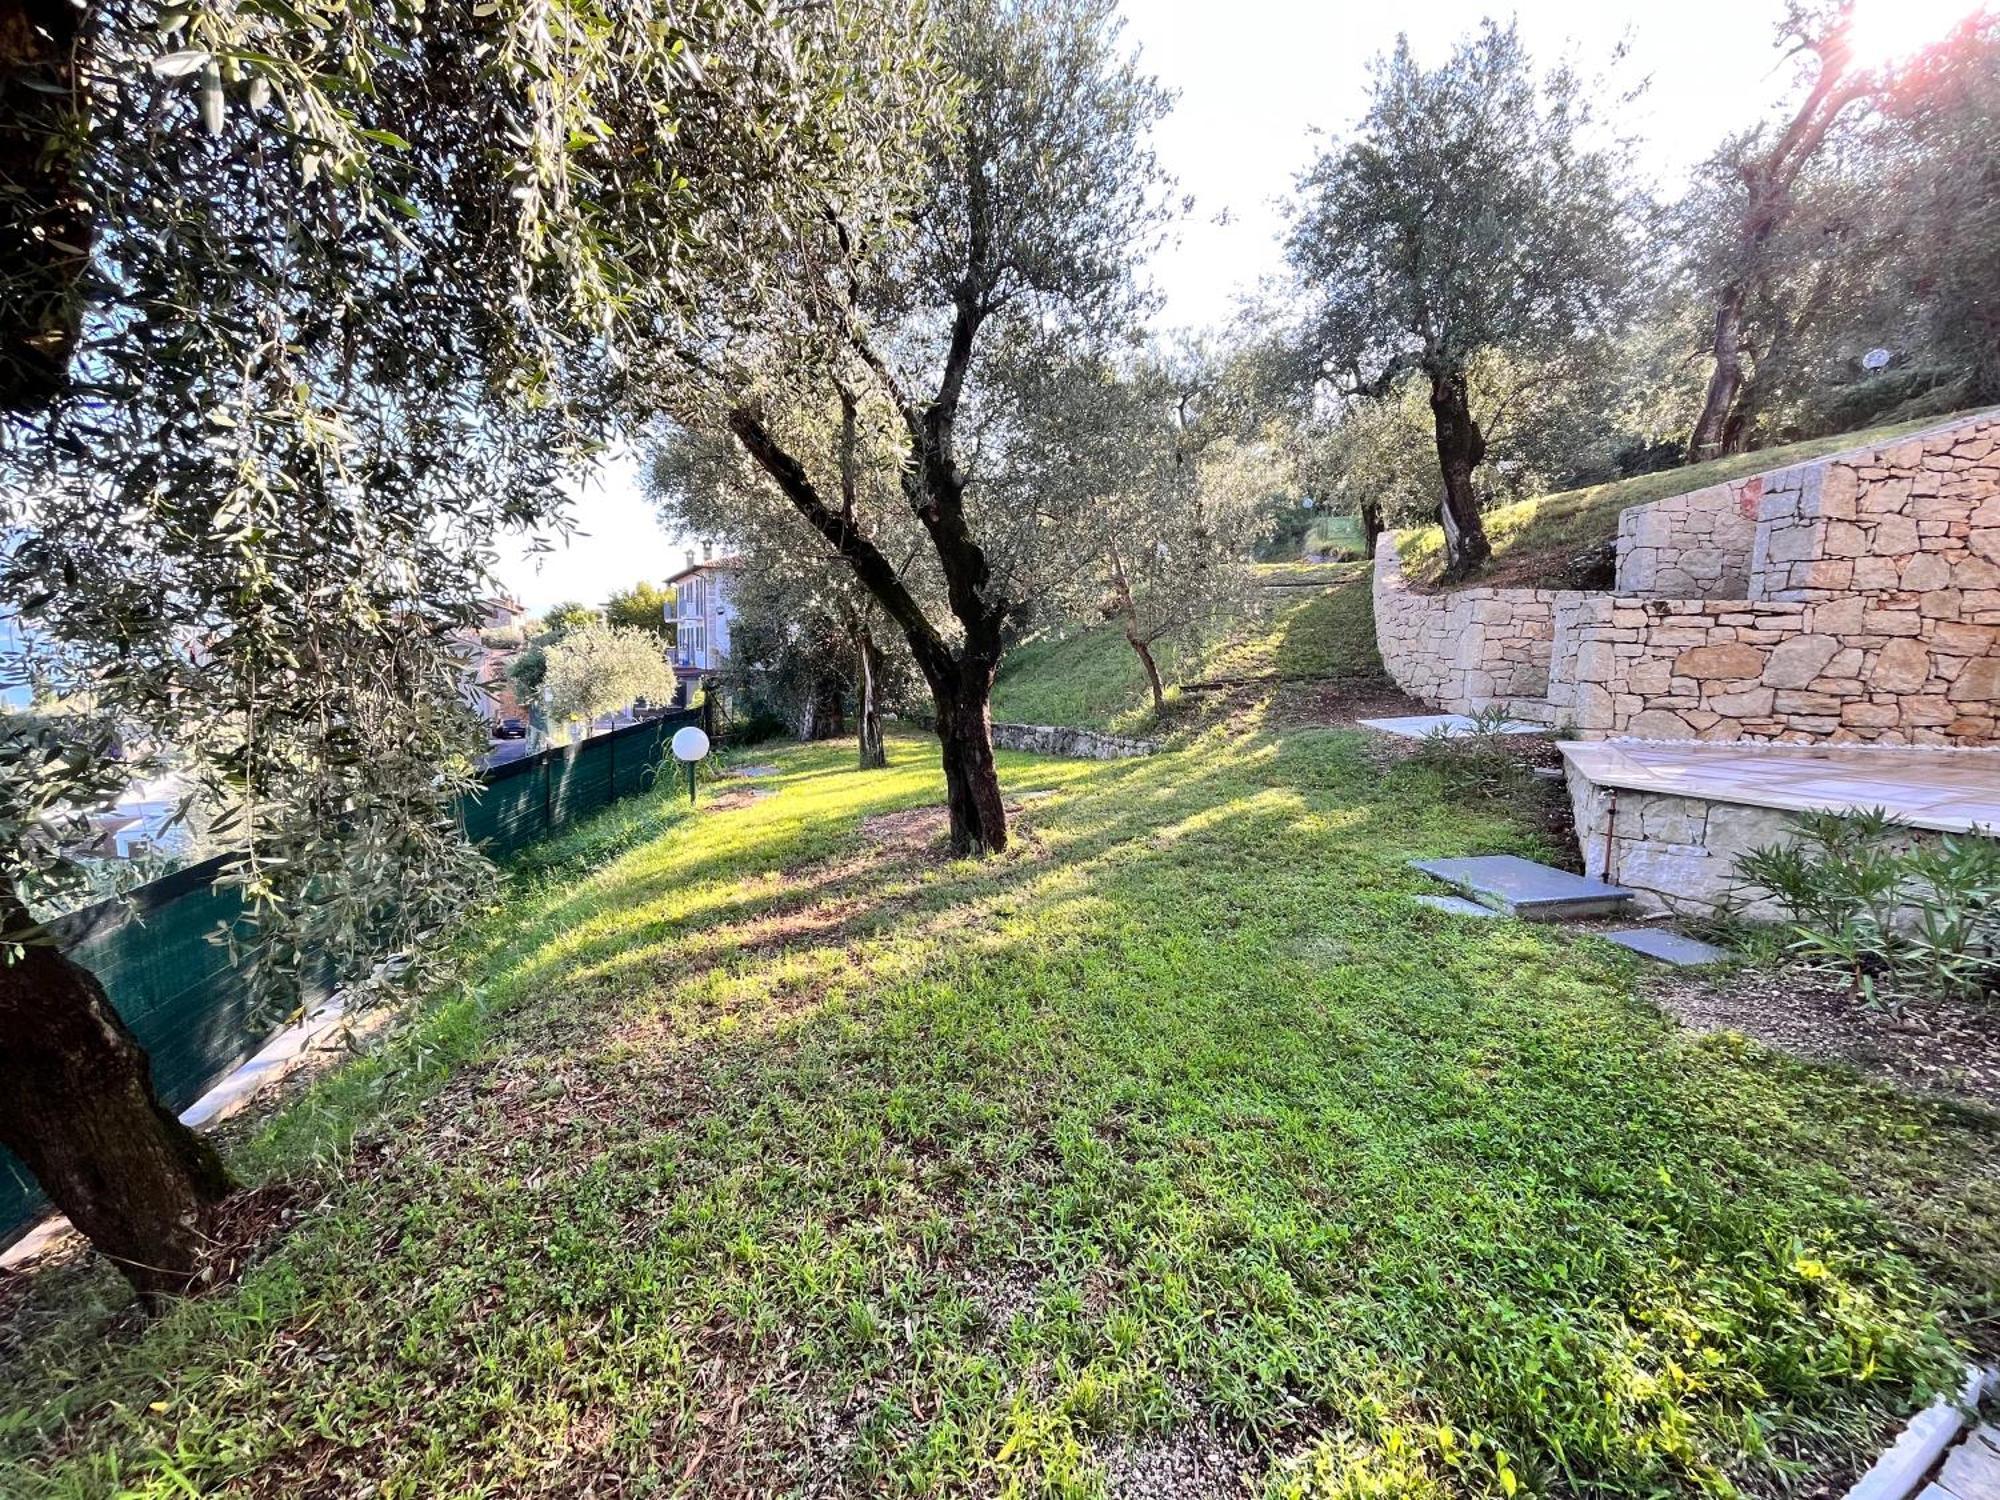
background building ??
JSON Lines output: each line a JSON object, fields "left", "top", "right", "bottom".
{"left": 665, "top": 548, "right": 741, "bottom": 697}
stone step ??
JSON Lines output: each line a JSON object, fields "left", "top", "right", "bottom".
{"left": 1410, "top": 855, "right": 1636, "bottom": 921}
{"left": 1413, "top": 893, "right": 1506, "bottom": 920}
{"left": 1601, "top": 928, "right": 1730, "bottom": 967}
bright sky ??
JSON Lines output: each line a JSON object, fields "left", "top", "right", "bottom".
{"left": 494, "top": 0, "right": 1947, "bottom": 612}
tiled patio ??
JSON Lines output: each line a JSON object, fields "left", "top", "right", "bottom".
{"left": 1558, "top": 739, "right": 2000, "bottom": 836}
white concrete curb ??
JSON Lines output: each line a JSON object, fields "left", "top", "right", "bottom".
{"left": 1844, "top": 1366, "right": 1992, "bottom": 1500}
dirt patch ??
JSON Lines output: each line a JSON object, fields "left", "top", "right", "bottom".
{"left": 704, "top": 788, "right": 772, "bottom": 812}
{"left": 1654, "top": 967, "right": 2000, "bottom": 1111}
{"left": 1100, "top": 1424, "right": 1253, "bottom": 1499}
{"left": 860, "top": 800, "right": 1036, "bottom": 856}
{"left": 1266, "top": 680, "right": 1432, "bottom": 729}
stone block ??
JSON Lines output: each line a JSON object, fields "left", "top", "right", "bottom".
{"left": 1674, "top": 642, "right": 1767, "bottom": 679}
{"left": 1762, "top": 634, "right": 1840, "bottom": 688}
{"left": 1872, "top": 637, "right": 1932, "bottom": 693}
{"left": 1841, "top": 701, "right": 1901, "bottom": 727}
{"left": 1901, "top": 552, "right": 1953, "bottom": 590}
{"left": 1947, "top": 657, "right": 2000, "bottom": 703}
{"left": 1626, "top": 708, "right": 1695, "bottom": 738}
{"left": 1872, "top": 515, "right": 1921, "bottom": 554}
{"left": 1861, "top": 608, "right": 1924, "bottom": 636}
{"left": 1707, "top": 686, "right": 1775, "bottom": 716}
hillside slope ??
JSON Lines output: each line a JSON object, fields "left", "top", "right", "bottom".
{"left": 991, "top": 563, "right": 1388, "bottom": 732}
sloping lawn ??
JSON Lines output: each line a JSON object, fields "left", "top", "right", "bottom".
{"left": 2, "top": 726, "right": 1995, "bottom": 1499}
{"left": 1398, "top": 409, "right": 1991, "bottom": 591}
{"left": 993, "top": 563, "right": 1387, "bottom": 732}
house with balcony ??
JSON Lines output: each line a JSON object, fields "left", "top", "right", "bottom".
{"left": 665, "top": 549, "right": 742, "bottom": 697}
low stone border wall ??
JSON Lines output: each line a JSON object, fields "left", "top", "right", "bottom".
{"left": 991, "top": 722, "right": 1159, "bottom": 759}
{"left": 1562, "top": 774, "right": 1963, "bottom": 916}
{"left": 1371, "top": 540, "right": 1566, "bottom": 722}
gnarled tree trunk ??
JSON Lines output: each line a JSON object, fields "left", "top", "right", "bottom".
{"left": 1688, "top": 286, "right": 1749, "bottom": 463}
{"left": 1103, "top": 539, "right": 1165, "bottom": 711}
{"left": 932, "top": 660, "right": 1007, "bottom": 855}
{"left": 1428, "top": 368, "right": 1491, "bottom": 580}
{"left": 0, "top": 890, "right": 232, "bottom": 1304}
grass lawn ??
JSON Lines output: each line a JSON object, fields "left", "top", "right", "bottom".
{"left": 2, "top": 712, "right": 1995, "bottom": 1499}
{"left": 992, "top": 564, "right": 1388, "bottom": 733}
{"left": 1397, "top": 409, "right": 1992, "bottom": 591}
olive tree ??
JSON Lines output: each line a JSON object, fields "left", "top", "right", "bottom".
{"left": 1017, "top": 350, "right": 1275, "bottom": 710}
{"left": 0, "top": 0, "right": 934, "bottom": 1299}
{"left": 652, "top": 411, "right": 917, "bottom": 770}
{"left": 628, "top": 0, "right": 1173, "bottom": 854}
{"left": 1285, "top": 23, "right": 1637, "bottom": 580}
{"left": 1677, "top": 13, "right": 2000, "bottom": 450}
{"left": 543, "top": 625, "right": 678, "bottom": 725}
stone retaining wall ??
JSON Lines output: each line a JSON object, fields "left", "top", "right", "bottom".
{"left": 991, "top": 722, "right": 1159, "bottom": 759}
{"left": 1566, "top": 780, "right": 1892, "bottom": 916}
{"left": 1373, "top": 410, "right": 2000, "bottom": 746}
{"left": 1550, "top": 593, "right": 1996, "bottom": 744}
{"left": 1615, "top": 476, "right": 1761, "bottom": 598}
{"left": 1371, "top": 541, "right": 1566, "bottom": 722}
{"left": 1749, "top": 412, "right": 2000, "bottom": 603}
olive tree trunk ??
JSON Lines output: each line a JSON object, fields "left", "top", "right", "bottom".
{"left": 1687, "top": 286, "right": 1749, "bottom": 463}
{"left": 931, "top": 659, "right": 1007, "bottom": 855}
{"left": 0, "top": 890, "right": 232, "bottom": 1304}
{"left": 856, "top": 625, "right": 887, "bottom": 770}
{"left": 1104, "top": 540, "right": 1165, "bottom": 711}
{"left": 1428, "top": 368, "right": 1492, "bottom": 580}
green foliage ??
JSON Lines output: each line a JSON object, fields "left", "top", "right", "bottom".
{"left": 2, "top": 728, "right": 1992, "bottom": 1495}
{"left": 1397, "top": 707, "right": 1551, "bottom": 810}
{"left": 541, "top": 602, "right": 605, "bottom": 639}
{"left": 994, "top": 564, "right": 1386, "bottom": 731}
{"left": 541, "top": 625, "right": 677, "bottom": 723}
{"left": 603, "top": 582, "right": 675, "bottom": 640}
{"left": 1736, "top": 810, "right": 2000, "bottom": 1008}
{"left": 0, "top": 0, "right": 943, "bottom": 1020}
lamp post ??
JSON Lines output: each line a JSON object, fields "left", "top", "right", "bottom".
{"left": 670, "top": 724, "right": 710, "bottom": 805}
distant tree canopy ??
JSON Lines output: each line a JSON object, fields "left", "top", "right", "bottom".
{"left": 1283, "top": 12, "right": 2000, "bottom": 568}
{"left": 605, "top": 582, "right": 676, "bottom": 639}
{"left": 1285, "top": 22, "right": 1640, "bottom": 580}
{"left": 542, "top": 625, "right": 678, "bottom": 723}
{"left": 1679, "top": 10, "right": 2000, "bottom": 456}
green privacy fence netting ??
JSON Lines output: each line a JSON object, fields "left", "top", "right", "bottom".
{"left": 0, "top": 705, "right": 706, "bottom": 1248}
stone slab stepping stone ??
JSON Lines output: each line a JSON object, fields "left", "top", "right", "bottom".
{"left": 1413, "top": 894, "right": 1506, "bottom": 919}
{"left": 1358, "top": 713, "right": 1546, "bottom": 740}
{"left": 1600, "top": 928, "right": 1730, "bottom": 967}
{"left": 1410, "top": 855, "right": 1635, "bottom": 921}
{"left": 728, "top": 764, "right": 783, "bottom": 778}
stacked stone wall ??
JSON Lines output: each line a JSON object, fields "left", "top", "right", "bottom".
{"left": 1748, "top": 414, "right": 2000, "bottom": 605}
{"left": 1614, "top": 477, "right": 1761, "bottom": 598}
{"left": 990, "top": 722, "right": 1158, "bottom": 759}
{"left": 1375, "top": 410, "right": 2000, "bottom": 746}
{"left": 1552, "top": 594, "right": 1995, "bottom": 743}
{"left": 1371, "top": 543, "right": 1566, "bottom": 722}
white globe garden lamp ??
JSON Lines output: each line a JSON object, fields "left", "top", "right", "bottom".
{"left": 670, "top": 724, "right": 710, "bottom": 804}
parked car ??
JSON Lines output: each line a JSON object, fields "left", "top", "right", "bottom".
{"left": 493, "top": 717, "right": 528, "bottom": 740}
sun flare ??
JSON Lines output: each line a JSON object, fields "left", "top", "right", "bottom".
{"left": 1845, "top": 0, "right": 1989, "bottom": 68}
